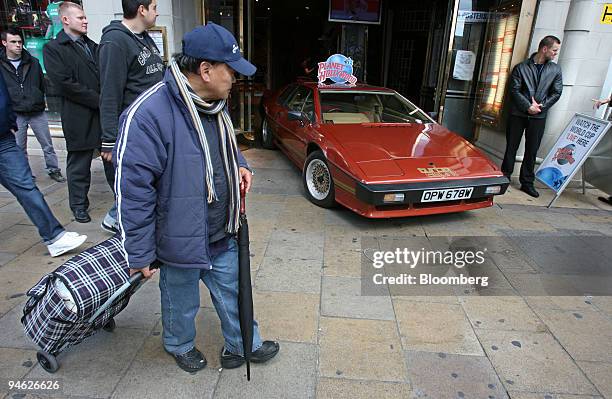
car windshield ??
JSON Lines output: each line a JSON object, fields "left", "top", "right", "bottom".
{"left": 319, "top": 91, "right": 431, "bottom": 124}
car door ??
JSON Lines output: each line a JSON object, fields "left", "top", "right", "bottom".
{"left": 285, "top": 89, "right": 315, "bottom": 164}
{"left": 276, "top": 86, "right": 309, "bottom": 154}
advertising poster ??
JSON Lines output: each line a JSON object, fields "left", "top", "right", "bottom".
{"left": 536, "top": 114, "right": 611, "bottom": 195}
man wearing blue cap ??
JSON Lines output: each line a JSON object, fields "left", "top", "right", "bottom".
{"left": 114, "top": 22, "right": 279, "bottom": 373}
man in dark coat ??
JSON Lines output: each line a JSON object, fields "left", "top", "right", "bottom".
{"left": 43, "top": 2, "right": 113, "bottom": 223}
{"left": 501, "top": 35, "right": 563, "bottom": 198}
{"left": 0, "top": 28, "right": 64, "bottom": 182}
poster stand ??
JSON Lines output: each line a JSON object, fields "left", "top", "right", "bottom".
{"left": 536, "top": 113, "right": 611, "bottom": 208}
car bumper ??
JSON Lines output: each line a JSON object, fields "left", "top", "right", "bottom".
{"left": 333, "top": 175, "right": 509, "bottom": 218}
{"left": 355, "top": 176, "right": 510, "bottom": 206}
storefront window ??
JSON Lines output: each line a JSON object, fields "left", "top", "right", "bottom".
{"left": 472, "top": 2, "right": 520, "bottom": 128}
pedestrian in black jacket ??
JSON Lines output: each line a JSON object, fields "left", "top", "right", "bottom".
{"left": 97, "top": 0, "right": 164, "bottom": 233}
{"left": 43, "top": 1, "right": 114, "bottom": 223}
{"left": 501, "top": 35, "right": 563, "bottom": 198}
{"left": 0, "top": 28, "right": 64, "bottom": 182}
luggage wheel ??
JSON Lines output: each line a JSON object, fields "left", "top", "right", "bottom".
{"left": 37, "top": 351, "right": 59, "bottom": 373}
{"left": 102, "top": 318, "right": 116, "bottom": 332}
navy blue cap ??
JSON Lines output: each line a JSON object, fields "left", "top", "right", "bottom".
{"left": 182, "top": 22, "right": 256, "bottom": 77}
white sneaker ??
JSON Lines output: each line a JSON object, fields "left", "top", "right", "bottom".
{"left": 47, "top": 232, "right": 87, "bottom": 257}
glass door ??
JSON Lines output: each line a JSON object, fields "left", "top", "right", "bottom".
{"left": 205, "top": 0, "right": 257, "bottom": 143}
{"left": 438, "top": 0, "right": 506, "bottom": 139}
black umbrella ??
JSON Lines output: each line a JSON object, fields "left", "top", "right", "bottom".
{"left": 237, "top": 187, "right": 254, "bottom": 381}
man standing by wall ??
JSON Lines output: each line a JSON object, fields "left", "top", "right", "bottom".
{"left": 0, "top": 70, "right": 87, "bottom": 257}
{"left": 0, "top": 28, "right": 65, "bottom": 183}
{"left": 43, "top": 2, "right": 110, "bottom": 223}
{"left": 115, "top": 23, "right": 279, "bottom": 373}
{"left": 97, "top": 0, "right": 164, "bottom": 233}
{"left": 502, "top": 35, "right": 563, "bottom": 198}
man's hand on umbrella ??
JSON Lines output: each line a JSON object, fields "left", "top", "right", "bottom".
{"left": 129, "top": 266, "right": 157, "bottom": 279}
{"left": 240, "top": 167, "right": 253, "bottom": 193}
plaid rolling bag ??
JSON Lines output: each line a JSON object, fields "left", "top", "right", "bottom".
{"left": 21, "top": 236, "right": 149, "bottom": 373}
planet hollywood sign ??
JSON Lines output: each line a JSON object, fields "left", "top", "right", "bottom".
{"left": 317, "top": 54, "right": 358, "bottom": 86}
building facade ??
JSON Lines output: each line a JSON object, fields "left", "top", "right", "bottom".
{"left": 2, "top": 0, "right": 611, "bottom": 176}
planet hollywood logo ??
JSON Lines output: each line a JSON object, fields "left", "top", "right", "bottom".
{"left": 552, "top": 144, "right": 576, "bottom": 165}
{"left": 317, "top": 54, "right": 358, "bottom": 85}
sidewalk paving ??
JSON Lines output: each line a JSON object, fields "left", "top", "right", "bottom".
{"left": 1, "top": 149, "right": 611, "bottom": 399}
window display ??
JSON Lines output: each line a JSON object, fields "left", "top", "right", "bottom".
{"left": 472, "top": 3, "right": 520, "bottom": 127}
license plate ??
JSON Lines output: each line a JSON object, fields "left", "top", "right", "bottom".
{"left": 421, "top": 187, "right": 474, "bottom": 202}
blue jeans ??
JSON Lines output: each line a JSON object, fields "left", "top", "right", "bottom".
{"left": 0, "top": 134, "right": 64, "bottom": 243}
{"left": 15, "top": 112, "right": 60, "bottom": 173}
{"left": 159, "top": 238, "right": 263, "bottom": 355}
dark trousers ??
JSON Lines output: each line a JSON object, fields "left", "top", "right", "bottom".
{"left": 501, "top": 115, "right": 547, "bottom": 187}
{"left": 66, "top": 150, "right": 114, "bottom": 211}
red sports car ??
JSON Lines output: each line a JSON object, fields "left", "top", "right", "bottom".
{"left": 261, "top": 82, "right": 509, "bottom": 218}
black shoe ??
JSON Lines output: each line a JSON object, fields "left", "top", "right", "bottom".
{"left": 73, "top": 209, "right": 91, "bottom": 223}
{"left": 520, "top": 185, "right": 540, "bottom": 198}
{"left": 167, "top": 347, "right": 207, "bottom": 373}
{"left": 48, "top": 170, "right": 66, "bottom": 182}
{"left": 220, "top": 341, "right": 280, "bottom": 369}
{"left": 598, "top": 196, "right": 612, "bottom": 206}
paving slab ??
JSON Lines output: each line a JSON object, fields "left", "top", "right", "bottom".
{"left": 263, "top": 229, "right": 324, "bottom": 261}
{"left": 253, "top": 291, "right": 319, "bottom": 344}
{"left": 508, "top": 393, "right": 602, "bottom": 399}
{"left": 0, "top": 348, "right": 38, "bottom": 397}
{"left": 0, "top": 225, "right": 40, "bottom": 254}
{"left": 524, "top": 296, "right": 595, "bottom": 311}
{"left": 404, "top": 351, "right": 508, "bottom": 399}
{"left": 213, "top": 341, "right": 317, "bottom": 399}
{"left": 256, "top": 257, "right": 322, "bottom": 294}
{"left": 323, "top": 248, "right": 362, "bottom": 278}
{"left": 576, "top": 361, "right": 612, "bottom": 399}
{"left": 316, "top": 378, "right": 412, "bottom": 399}
{"left": 321, "top": 276, "right": 395, "bottom": 320}
{"left": 110, "top": 334, "right": 219, "bottom": 399}
{"left": 461, "top": 296, "right": 546, "bottom": 332}
{"left": 319, "top": 317, "right": 407, "bottom": 382}
{"left": 533, "top": 308, "right": 612, "bottom": 362}
{"left": 26, "top": 328, "right": 148, "bottom": 398}
{"left": 478, "top": 330, "right": 598, "bottom": 395}
{"left": 394, "top": 301, "right": 484, "bottom": 356}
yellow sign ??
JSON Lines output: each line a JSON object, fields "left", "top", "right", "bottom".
{"left": 602, "top": 4, "right": 612, "bottom": 24}
{"left": 417, "top": 167, "right": 458, "bottom": 178}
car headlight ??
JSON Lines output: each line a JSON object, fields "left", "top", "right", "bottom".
{"left": 383, "top": 193, "right": 405, "bottom": 203}
{"left": 485, "top": 186, "right": 502, "bottom": 195}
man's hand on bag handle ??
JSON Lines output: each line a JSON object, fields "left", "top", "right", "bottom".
{"left": 129, "top": 265, "right": 158, "bottom": 279}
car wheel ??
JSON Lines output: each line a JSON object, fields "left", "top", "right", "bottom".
{"left": 261, "top": 118, "right": 276, "bottom": 149}
{"left": 303, "top": 151, "right": 335, "bottom": 208}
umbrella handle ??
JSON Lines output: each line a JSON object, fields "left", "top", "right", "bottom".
{"left": 240, "top": 186, "right": 246, "bottom": 214}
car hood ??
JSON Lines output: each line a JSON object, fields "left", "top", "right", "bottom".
{"left": 319, "top": 123, "right": 501, "bottom": 181}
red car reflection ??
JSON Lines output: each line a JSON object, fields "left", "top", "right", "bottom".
{"left": 261, "top": 82, "right": 509, "bottom": 218}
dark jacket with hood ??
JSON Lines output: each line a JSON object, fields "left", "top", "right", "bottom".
{"left": 43, "top": 30, "right": 101, "bottom": 151}
{"left": 98, "top": 21, "right": 164, "bottom": 153}
{"left": 0, "top": 71, "right": 18, "bottom": 139}
{"left": 0, "top": 48, "right": 46, "bottom": 114}
{"left": 509, "top": 54, "right": 563, "bottom": 119}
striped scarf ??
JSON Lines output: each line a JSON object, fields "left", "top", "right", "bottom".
{"left": 169, "top": 58, "right": 241, "bottom": 234}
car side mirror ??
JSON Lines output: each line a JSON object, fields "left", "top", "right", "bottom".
{"left": 288, "top": 110, "right": 308, "bottom": 126}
